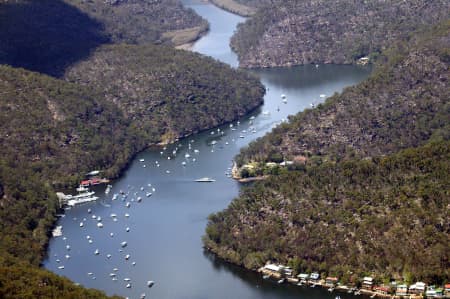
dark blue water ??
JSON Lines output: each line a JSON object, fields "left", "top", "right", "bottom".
{"left": 44, "top": 2, "right": 371, "bottom": 298}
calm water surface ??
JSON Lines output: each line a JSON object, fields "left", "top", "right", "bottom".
{"left": 44, "top": 2, "right": 371, "bottom": 298}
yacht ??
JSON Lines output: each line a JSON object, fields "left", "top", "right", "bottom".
{"left": 52, "top": 225, "right": 63, "bottom": 237}
{"left": 66, "top": 191, "right": 98, "bottom": 207}
{"left": 195, "top": 177, "right": 216, "bottom": 182}
{"left": 105, "top": 184, "right": 112, "bottom": 194}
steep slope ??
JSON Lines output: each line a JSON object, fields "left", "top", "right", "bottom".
{"left": 0, "top": 2, "right": 264, "bottom": 297}
{"left": 235, "top": 22, "right": 449, "bottom": 171}
{"left": 205, "top": 141, "right": 450, "bottom": 283}
{"left": 0, "top": 65, "right": 135, "bottom": 298}
{"left": 64, "top": 44, "right": 265, "bottom": 144}
{"left": 0, "top": 49, "right": 264, "bottom": 295}
{"left": 0, "top": 0, "right": 207, "bottom": 76}
{"left": 231, "top": 0, "right": 450, "bottom": 68}
{"left": 204, "top": 24, "right": 450, "bottom": 284}
{"left": 65, "top": 0, "right": 208, "bottom": 45}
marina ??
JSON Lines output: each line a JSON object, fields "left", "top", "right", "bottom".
{"left": 44, "top": 1, "right": 372, "bottom": 298}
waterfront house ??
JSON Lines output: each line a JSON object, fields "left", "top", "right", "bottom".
{"left": 282, "top": 266, "right": 293, "bottom": 277}
{"left": 426, "top": 286, "right": 444, "bottom": 298}
{"left": 362, "top": 277, "right": 374, "bottom": 290}
{"left": 357, "top": 56, "right": 370, "bottom": 65}
{"left": 265, "top": 162, "right": 278, "bottom": 167}
{"left": 444, "top": 284, "right": 450, "bottom": 297}
{"left": 396, "top": 284, "right": 408, "bottom": 297}
{"left": 297, "top": 273, "right": 309, "bottom": 283}
{"left": 279, "top": 161, "right": 294, "bottom": 166}
{"left": 261, "top": 264, "right": 282, "bottom": 278}
{"left": 409, "top": 282, "right": 426, "bottom": 295}
{"left": 260, "top": 264, "right": 293, "bottom": 279}
{"left": 325, "top": 277, "right": 339, "bottom": 287}
{"left": 374, "top": 285, "right": 391, "bottom": 295}
{"left": 309, "top": 272, "right": 320, "bottom": 283}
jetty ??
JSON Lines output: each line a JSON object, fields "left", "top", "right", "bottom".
{"left": 257, "top": 262, "right": 450, "bottom": 299}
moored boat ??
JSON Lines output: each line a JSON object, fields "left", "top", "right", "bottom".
{"left": 195, "top": 177, "right": 216, "bottom": 182}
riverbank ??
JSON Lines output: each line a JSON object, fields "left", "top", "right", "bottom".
{"left": 208, "top": 0, "right": 256, "bottom": 17}
{"left": 229, "top": 1, "right": 449, "bottom": 69}
{"left": 163, "top": 23, "right": 209, "bottom": 49}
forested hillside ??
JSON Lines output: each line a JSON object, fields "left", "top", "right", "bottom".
{"left": 64, "top": 44, "right": 264, "bottom": 144}
{"left": 65, "top": 0, "right": 208, "bottom": 45}
{"left": 205, "top": 23, "right": 450, "bottom": 284}
{"left": 0, "top": 0, "right": 207, "bottom": 76}
{"left": 230, "top": 0, "right": 450, "bottom": 68}
{"left": 0, "top": 0, "right": 265, "bottom": 297}
{"left": 0, "top": 65, "right": 134, "bottom": 298}
{"left": 205, "top": 141, "right": 450, "bottom": 283}
{"left": 235, "top": 22, "right": 449, "bottom": 171}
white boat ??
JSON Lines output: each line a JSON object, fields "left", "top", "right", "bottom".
{"left": 281, "top": 94, "right": 286, "bottom": 99}
{"left": 147, "top": 280, "right": 155, "bottom": 288}
{"left": 66, "top": 191, "right": 98, "bottom": 207}
{"left": 121, "top": 241, "right": 128, "bottom": 248}
{"left": 105, "top": 184, "right": 112, "bottom": 194}
{"left": 86, "top": 170, "right": 100, "bottom": 176}
{"left": 52, "top": 225, "right": 63, "bottom": 237}
{"left": 195, "top": 177, "right": 216, "bottom": 182}
{"left": 97, "top": 222, "right": 103, "bottom": 228}
{"left": 94, "top": 249, "right": 99, "bottom": 255}
{"left": 76, "top": 185, "right": 88, "bottom": 192}
{"left": 139, "top": 159, "right": 145, "bottom": 162}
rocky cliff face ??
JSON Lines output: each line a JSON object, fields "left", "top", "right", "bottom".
{"left": 231, "top": 0, "right": 450, "bottom": 68}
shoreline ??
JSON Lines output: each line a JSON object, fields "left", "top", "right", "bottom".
{"left": 164, "top": 23, "right": 209, "bottom": 50}
{"left": 208, "top": 0, "right": 256, "bottom": 17}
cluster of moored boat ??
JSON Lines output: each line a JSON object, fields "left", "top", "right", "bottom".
{"left": 53, "top": 183, "right": 159, "bottom": 297}
{"left": 51, "top": 95, "right": 337, "bottom": 296}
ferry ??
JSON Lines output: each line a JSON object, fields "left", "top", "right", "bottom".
{"left": 65, "top": 191, "right": 98, "bottom": 207}
{"left": 195, "top": 177, "right": 216, "bottom": 182}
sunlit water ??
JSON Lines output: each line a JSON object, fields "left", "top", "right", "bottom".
{"left": 44, "top": 1, "right": 371, "bottom": 298}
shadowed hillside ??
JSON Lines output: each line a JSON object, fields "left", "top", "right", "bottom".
{"left": 0, "top": 0, "right": 108, "bottom": 77}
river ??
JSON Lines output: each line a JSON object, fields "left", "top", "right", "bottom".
{"left": 44, "top": 1, "right": 372, "bottom": 298}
